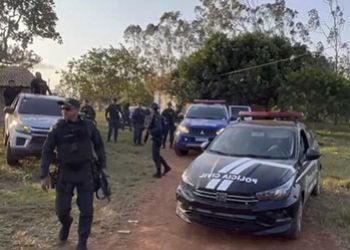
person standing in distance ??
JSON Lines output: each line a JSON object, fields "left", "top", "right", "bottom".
{"left": 30, "top": 72, "right": 52, "bottom": 95}
{"left": 161, "top": 102, "right": 177, "bottom": 148}
{"left": 3, "top": 80, "right": 20, "bottom": 106}
{"left": 40, "top": 98, "right": 106, "bottom": 250}
{"left": 132, "top": 103, "right": 145, "bottom": 146}
{"left": 122, "top": 103, "right": 132, "bottom": 131}
{"left": 148, "top": 103, "right": 171, "bottom": 178}
{"left": 105, "top": 98, "right": 122, "bottom": 142}
{"left": 81, "top": 100, "right": 96, "bottom": 122}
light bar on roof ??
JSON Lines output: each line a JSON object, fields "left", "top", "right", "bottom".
{"left": 193, "top": 99, "right": 226, "bottom": 104}
{"left": 239, "top": 111, "right": 304, "bottom": 120}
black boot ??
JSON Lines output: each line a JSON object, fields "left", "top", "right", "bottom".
{"left": 76, "top": 239, "right": 88, "bottom": 250}
{"left": 153, "top": 169, "right": 162, "bottom": 178}
{"left": 163, "top": 166, "right": 172, "bottom": 176}
{"left": 59, "top": 217, "right": 73, "bottom": 242}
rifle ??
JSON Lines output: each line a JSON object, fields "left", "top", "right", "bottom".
{"left": 92, "top": 160, "right": 111, "bottom": 201}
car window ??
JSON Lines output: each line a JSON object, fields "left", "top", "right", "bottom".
{"left": 230, "top": 106, "right": 250, "bottom": 117}
{"left": 186, "top": 105, "right": 227, "bottom": 120}
{"left": 208, "top": 126, "right": 296, "bottom": 159}
{"left": 300, "top": 131, "right": 309, "bottom": 157}
{"left": 18, "top": 97, "right": 62, "bottom": 116}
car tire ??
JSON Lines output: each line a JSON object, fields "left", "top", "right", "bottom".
{"left": 312, "top": 169, "right": 321, "bottom": 196}
{"left": 286, "top": 198, "right": 303, "bottom": 240}
{"left": 175, "top": 147, "right": 189, "bottom": 156}
{"left": 6, "top": 140, "right": 20, "bottom": 167}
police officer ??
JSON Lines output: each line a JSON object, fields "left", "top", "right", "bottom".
{"left": 30, "top": 72, "right": 52, "bottom": 95}
{"left": 105, "top": 98, "right": 122, "bottom": 142}
{"left": 40, "top": 98, "right": 106, "bottom": 250}
{"left": 132, "top": 103, "right": 145, "bottom": 146}
{"left": 81, "top": 99, "right": 96, "bottom": 122}
{"left": 3, "top": 79, "right": 20, "bottom": 106}
{"left": 161, "top": 102, "right": 177, "bottom": 148}
{"left": 122, "top": 103, "right": 132, "bottom": 131}
{"left": 148, "top": 103, "right": 171, "bottom": 178}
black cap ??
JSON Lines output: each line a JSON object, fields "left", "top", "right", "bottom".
{"left": 58, "top": 98, "right": 80, "bottom": 109}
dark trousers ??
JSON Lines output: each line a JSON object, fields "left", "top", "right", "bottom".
{"left": 56, "top": 166, "right": 94, "bottom": 242}
{"left": 108, "top": 119, "right": 119, "bottom": 142}
{"left": 152, "top": 140, "right": 170, "bottom": 174}
{"left": 133, "top": 124, "right": 143, "bottom": 145}
{"left": 123, "top": 116, "right": 132, "bottom": 131}
{"left": 162, "top": 124, "right": 176, "bottom": 147}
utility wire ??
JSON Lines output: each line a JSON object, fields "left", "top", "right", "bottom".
{"left": 220, "top": 53, "right": 309, "bottom": 77}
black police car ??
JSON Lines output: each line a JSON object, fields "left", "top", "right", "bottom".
{"left": 176, "top": 112, "right": 321, "bottom": 239}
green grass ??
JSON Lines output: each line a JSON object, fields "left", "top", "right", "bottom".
{"left": 0, "top": 114, "right": 155, "bottom": 249}
{"left": 307, "top": 123, "right": 350, "bottom": 248}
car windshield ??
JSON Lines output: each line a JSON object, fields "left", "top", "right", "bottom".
{"left": 209, "top": 126, "right": 296, "bottom": 159}
{"left": 230, "top": 106, "right": 250, "bottom": 117}
{"left": 18, "top": 97, "right": 62, "bottom": 116}
{"left": 186, "top": 105, "right": 227, "bottom": 120}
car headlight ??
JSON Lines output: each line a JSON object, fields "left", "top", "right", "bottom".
{"left": 15, "top": 123, "right": 31, "bottom": 134}
{"left": 177, "top": 125, "right": 189, "bottom": 134}
{"left": 256, "top": 178, "right": 294, "bottom": 201}
{"left": 216, "top": 128, "right": 225, "bottom": 135}
{"left": 181, "top": 169, "right": 195, "bottom": 188}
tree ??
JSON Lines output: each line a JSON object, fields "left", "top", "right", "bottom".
{"left": 57, "top": 47, "right": 153, "bottom": 104}
{"left": 308, "top": 0, "right": 348, "bottom": 74}
{"left": 169, "top": 32, "right": 326, "bottom": 109}
{"left": 0, "top": 0, "right": 62, "bottom": 67}
{"left": 279, "top": 66, "right": 350, "bottom": 123}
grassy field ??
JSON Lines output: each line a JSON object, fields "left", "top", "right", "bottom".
{"left": 0, "top": 118, "right": 155, "bottom": 250}
{"left": 307, "top": 123, "right": 350, "bottom": 248}
{"left": 0, "top": 120, "right": 349, "bottom": 249}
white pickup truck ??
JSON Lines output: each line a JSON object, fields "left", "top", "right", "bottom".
{"left": 4, "top": 93, "right": 64, "bottom": 166}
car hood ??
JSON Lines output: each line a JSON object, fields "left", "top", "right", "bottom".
{"left": 185, "top": 152, "right": 297, "bottom": 195}
{"left": 182, "top": 118, "right": 228, "bottom": 128}
{"left": 19, "top": 115, "right": 61, "bottom": 130}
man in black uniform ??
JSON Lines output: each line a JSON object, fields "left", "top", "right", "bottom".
{"left": 132, "top": 103, "right": 145, "bottom": 146}
{"left": 81, "top": 99, "right": 96, "bottom": 122}
{"left": 148, "top": 103, "right": 171, "bottom": 178}
{"left": 122, "top": 103, "right": 132, "bottom": 131}
{"left": 161, "top": 102, "right": 177, "bottom": 148}
{"left": 3, "top": 79, "right": 19, "bottom": 106}
{"left": 30, "top": 72, "right": 52, "bottom": 95}
{"left": 40, "top": 98, "right": 106, "bottom": 250}
{"left": 105, "top": 98, "right": 122, "bottom": 142}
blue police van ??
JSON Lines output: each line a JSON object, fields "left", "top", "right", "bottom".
{"left": 174, "top": 100, "right": 251, "bottom": 156}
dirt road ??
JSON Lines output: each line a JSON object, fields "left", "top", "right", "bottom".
{"left": 94, "top": 150, "right": 343, "bottom": 250}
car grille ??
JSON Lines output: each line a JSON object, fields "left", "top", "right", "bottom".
{"left": 189, "top": 128, "right": 217, "bottom": 136}
{"left": 193, "top": 188, "right": 258, "bottom": 205}
{"left": 30, "top": 136, "right": 47, "bottom": 145}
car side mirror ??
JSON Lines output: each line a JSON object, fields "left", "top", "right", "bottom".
{"left": 201, "top": 141, "right": 211, "bottom": 151}
{"left": 305, "top": 148, "right": 321, "bottom": 161}
{"left": 3, "top": 107, "right": 14, "bottom": 114}
{"left": 178, "top": 113, "right": 184, "bottom": 120}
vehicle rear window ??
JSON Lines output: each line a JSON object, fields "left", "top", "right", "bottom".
{"left": 230, "top": 106, "right": 250, "bottom": 117}
{"left": 18, "top": 97, "right": 62, "bottom": 116}
{"left": 186, "top": 105, "right": 227, "bottom": 120}
{"left": 209, "top": 126, "right": 296, "bottom": 159}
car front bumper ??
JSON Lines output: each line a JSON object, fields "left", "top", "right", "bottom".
{"left": 176, "top": 184, "right": 300, "bottom": 235}
{"left": 9, "top": 130, "right": 47, "bottom": 158}
{"left": 175, "top": 134, "right": 216, "bottom": 150}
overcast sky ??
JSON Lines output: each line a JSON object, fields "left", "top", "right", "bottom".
{"left": 30, "top": 0, "right": 350, "bottom": 87}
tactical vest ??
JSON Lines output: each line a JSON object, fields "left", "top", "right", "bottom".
{"left": 55, "top": 120, "right": 93, "bottom": 165}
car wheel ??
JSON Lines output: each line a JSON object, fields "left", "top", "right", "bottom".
{"left": 6, "top": 140, "right": 20, "bottom": 167}
{"left": 286, "top": 199, "right": 303, "bottom": 240}
{"left": 175, "top": 146, "right": 189, "bottom": 156}
{"left": 312, "top": 169, "right": 321, "bottom": 196}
